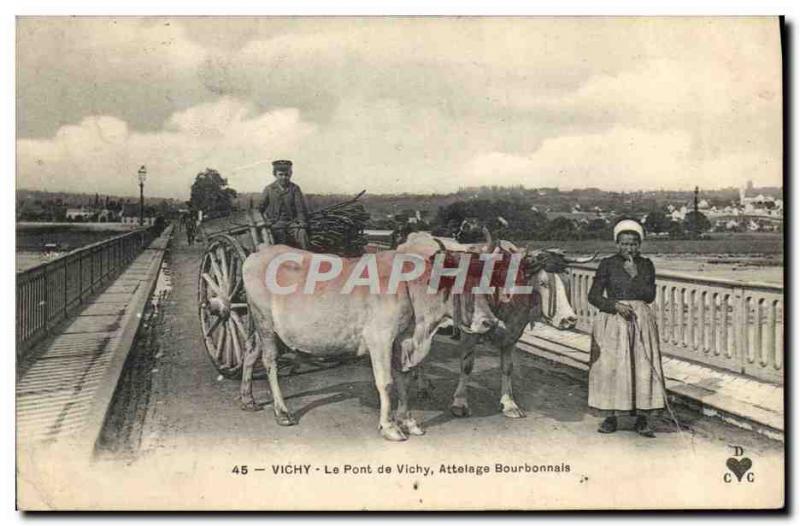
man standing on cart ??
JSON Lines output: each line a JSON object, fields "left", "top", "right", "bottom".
{"left": 259, "top": 159, "right": 310, "bottom": 249}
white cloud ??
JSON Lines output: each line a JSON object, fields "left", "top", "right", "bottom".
{"left": 16, "top": 17, "right": 783, "bottom": 196}
{"left": 461, "top": 127, "right": 780, "bottom": 191}
{"left": 17, "top": 98, "right": 316, "bottom": 198}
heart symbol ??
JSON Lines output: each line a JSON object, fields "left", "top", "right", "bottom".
{"left": 726, "top": 457, "right": 752, "bottom": 481}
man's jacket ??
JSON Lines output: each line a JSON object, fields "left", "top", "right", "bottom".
{"left": 259, "top": 181, "right": 309, "bottom": 226}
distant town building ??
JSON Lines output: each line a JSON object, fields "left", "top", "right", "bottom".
{"left": 738, "top": 185, "right": 781, "bottom": 215}
{"left": 546, "top": 210, "right": 606, "bottom": 225}
{"left": 406, "top": 210, "right": 424, "bottom": 225}
{"left": 657, "top": 183, "right": 782, "bottom": 233}
{"left": 696, "top": 183, "right": 784, "bottom": 231}
{"left": 670, "top": 205, "right": 688, "bottom": 221}
{"left": 95, "top": 209, "right": 118, "bottom": 222}
{"left": 120, "top": 204, "right": 156, "bottom": 226}
{"left": 65, "top": 207, "right": 94, "bottom": 221}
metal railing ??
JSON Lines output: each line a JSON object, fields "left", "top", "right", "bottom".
{"left": 16, "top": 227, "right": 159, "bottom": 356}
{"left": 568, "top": 264, "right": 784, "bottom": 384}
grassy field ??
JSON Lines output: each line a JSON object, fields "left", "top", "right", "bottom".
{"left": 521, "top": 234, "right": 783, "bottom": 285}
{"left": 646, "top": 256, "right": 783, "bottom": 284}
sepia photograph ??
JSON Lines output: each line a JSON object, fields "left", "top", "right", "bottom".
{"left": 14, "top": 15, "right": 785, "bottom": 510}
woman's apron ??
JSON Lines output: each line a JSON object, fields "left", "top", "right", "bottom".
{"left": 588, "top": 300, "right": 665, "bottom": 411}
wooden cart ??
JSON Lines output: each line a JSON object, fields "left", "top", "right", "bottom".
{"left": 196, "top": 209, "right": 275, "bottom": 379}
{"left": 196, "top": 206, "right": 370, "bottom": 379}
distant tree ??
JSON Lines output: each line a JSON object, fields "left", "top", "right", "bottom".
{"left": 683, "top": 211, "right": 711, "bottom": 236}
{"left": 190, "top": 168, "right": 238, "bottom": 219}
{"left": 156, "top": 199, "right": 177, "bottom": 219}
{"left": 644, "top": 209, "right": 671, "bottom": 234}
{"left": 433, "top": 198, "right": 547, "bottom": 240}
{"left": 543, "top": 217, "right": 579, "bottom": 240}
{"left": 667, "top": 220, "right": 685, "bottom": 239}
{"left": 18, "top": 200, "right": 47, "bottom": 221}
{"left": 584, "top": 218, "right": 610, "bottom": 239}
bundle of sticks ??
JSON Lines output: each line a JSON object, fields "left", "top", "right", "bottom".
{"left": 308, "top": 191, "right": 370, "bottom": 256}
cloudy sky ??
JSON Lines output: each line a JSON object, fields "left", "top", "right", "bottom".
{"left": 17, "top": 17, "right": 782, "bottom": 198}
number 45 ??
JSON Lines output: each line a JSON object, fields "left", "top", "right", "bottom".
{"left": 232, "top": 465, "right": 248, "bottom": 475}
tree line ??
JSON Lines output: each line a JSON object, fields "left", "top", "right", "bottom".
{"left": 187, "top": 168, "right": 715, "bottom": 240}
{"left": 425, "top": 199, "right": 713, "bottom": 241}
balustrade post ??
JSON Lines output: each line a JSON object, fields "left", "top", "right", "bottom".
{"left": 721, "top": 293, "right": 730, "bottom": 358}
{"left": 698, "top": 290, "right": 706, "bottom": 352}
{"left": 767, "top": 300, "right": 776, "bottom": 369}
{"left": 43, "top": 267, "right": 49, "bottom": 331}
{"left": 687, "top": 289, "right": 695, "bottom": 349}
{"left": 78, "top": 253, "right": 83, "bottom": 303}
{"left": 776, "top": 301, "right": 784, "bottom": 372}
{"left": 733, "top": 287, "right": 746, "bottom": 375}
{"left": 658, "top": 285, "right": 665, "bottom": 340}
{"left": 754, "top": 298, "right": 764, "bottom": 367}
{"left": 569, "top": 268, "right": 577, "bottom": 317}
{"left": 64, "top": 261, "right": 68, "bottom": 319}
{"left": 679, "top": 288, "right": 686, "bottom": 346}
{"left": 90, "top": 248, "right": 95, "bottom": 293}
{"left": 669, "top": 287, "right": 676, "bottom": 345}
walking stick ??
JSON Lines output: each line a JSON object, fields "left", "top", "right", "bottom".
{"left": 628, "top": 313, "right": 694, "bottom": 450}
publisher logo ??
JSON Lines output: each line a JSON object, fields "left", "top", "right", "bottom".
{"left": 724, "top": 445, "right": 754, "bottom": 483}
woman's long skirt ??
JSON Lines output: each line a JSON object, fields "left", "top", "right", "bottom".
{"left": 588, "top": 300, "right": 666, "bottom": 411}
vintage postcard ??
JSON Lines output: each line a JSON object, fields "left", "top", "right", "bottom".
{"left": 15, "top": 16, "right": 784, "bottom": 510}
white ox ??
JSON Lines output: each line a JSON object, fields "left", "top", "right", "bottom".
{"left": 239, "top": 233, "right": 502, "bottom": 441}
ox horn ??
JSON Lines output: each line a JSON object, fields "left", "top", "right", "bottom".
{"left": 482, "top": 226, "right": 496, "bottom": 252}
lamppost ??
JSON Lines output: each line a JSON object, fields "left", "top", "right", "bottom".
{"left": 138, "top": 165, "right": 147, "bottom": 226}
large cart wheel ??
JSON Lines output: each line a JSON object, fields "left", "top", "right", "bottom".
{"left": 197, "top": 233, "right": 334, "bottom": 380}
{"left": 197, "top": 234, "right": 257, "bottom": 379}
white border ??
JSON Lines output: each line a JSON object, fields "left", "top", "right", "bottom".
{"left": 3, "top": 1, "right": 795, "bottom": 16}
{"left": 4, "top": 1, "right": 796, "bottom": 522}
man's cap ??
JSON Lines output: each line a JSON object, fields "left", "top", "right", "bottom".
{"left": 272, "top": 160, "right": 293, "bottom": 169}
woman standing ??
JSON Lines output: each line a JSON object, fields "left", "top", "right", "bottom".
{"left": 588, "top": 219, "right": 665, "bottom": 438}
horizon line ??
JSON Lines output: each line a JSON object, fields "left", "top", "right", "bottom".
{"left": 15, "top": 183, "right": 785, "bottom": 202}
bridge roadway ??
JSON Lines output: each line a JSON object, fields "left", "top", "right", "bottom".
{"left": 42, "top": 231, "right": 769, "bottom": 510}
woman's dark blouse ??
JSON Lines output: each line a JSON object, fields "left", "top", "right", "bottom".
{"left": 588, "top": 254, "right": 657, "bottom": 313}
